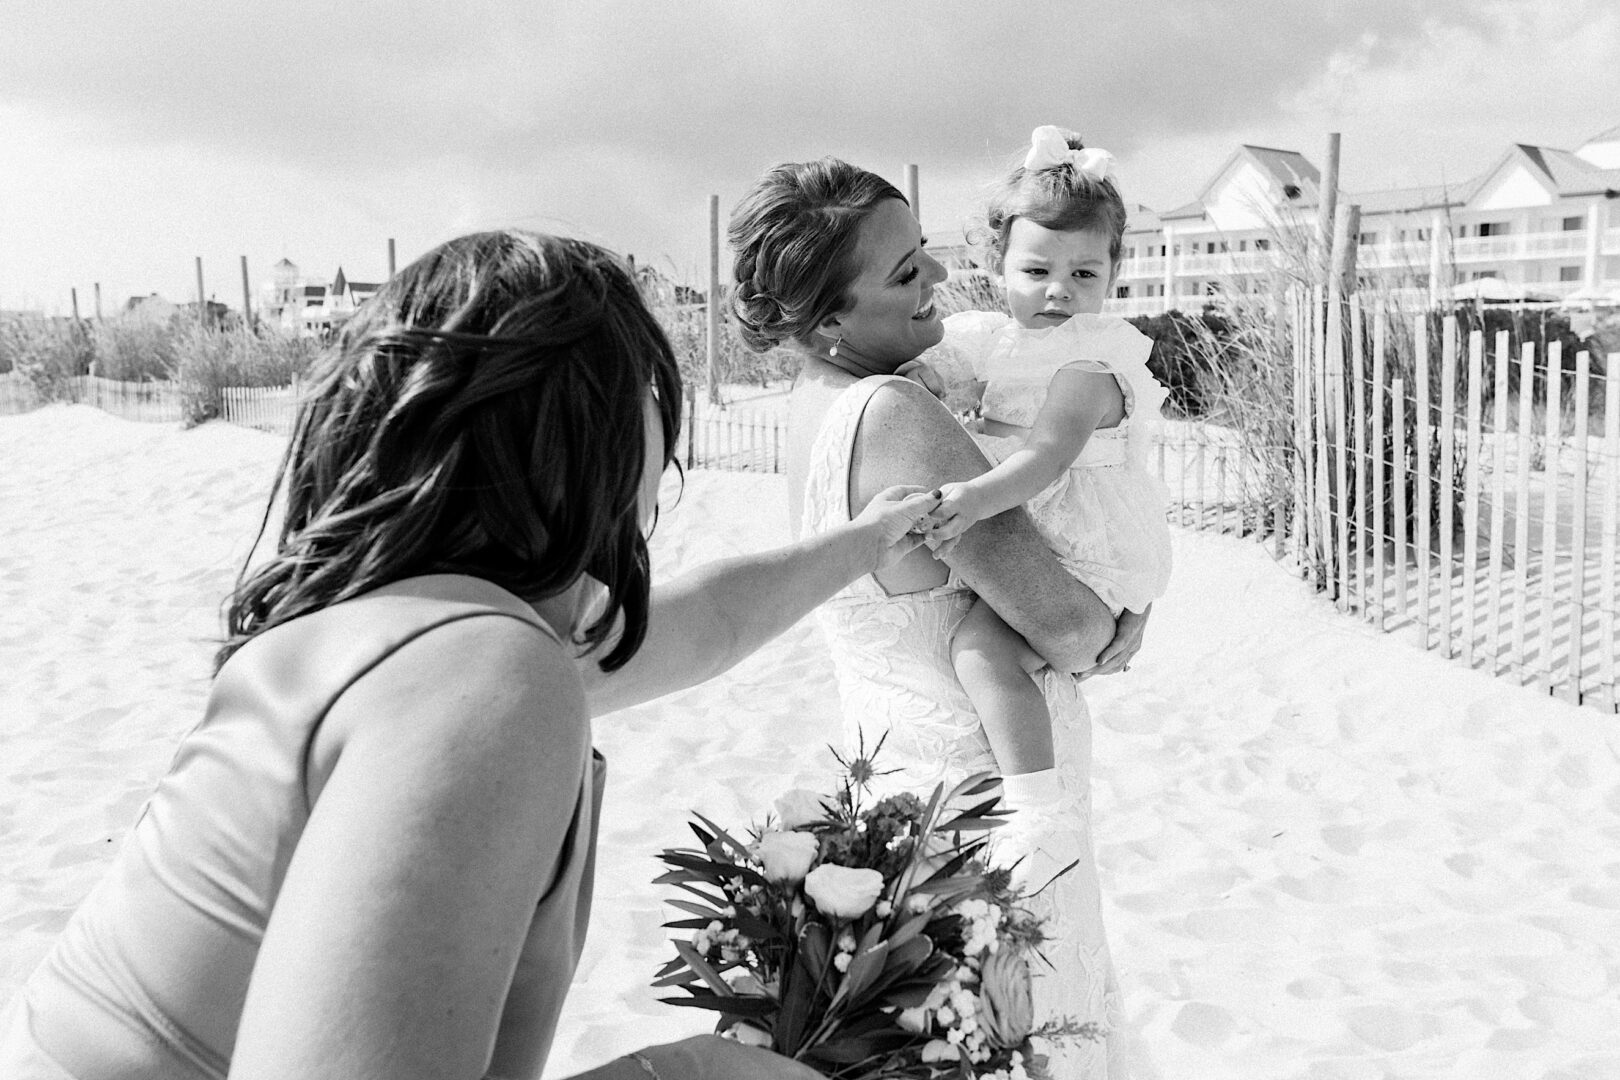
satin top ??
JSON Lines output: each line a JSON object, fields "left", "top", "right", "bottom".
{"left": 3, "top": 574, "right": 603, "bottom": 1080}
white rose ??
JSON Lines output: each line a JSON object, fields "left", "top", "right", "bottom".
{"left": 896, "top": 1006, "right": 930, "bottom": 1033}
{"left": 728, "top": 1022, "right": 773, "bottom": 1046}
{"left": 803, "top": 864, "right": 885, "bottom": 919}
{"left": 773, "top": 788, "right": 829, "bottom": 830}
{"left": 751, "top": 830, "right": 819, "bottom": 883}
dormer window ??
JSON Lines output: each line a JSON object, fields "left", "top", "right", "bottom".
{"left": 1283, "top": 184, "right": 1302, "bottom": 199}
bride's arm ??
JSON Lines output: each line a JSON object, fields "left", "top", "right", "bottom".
{"left": 580, "top": 486, "right": 936, "bottom": 716}
{"left": 852, "top": 379, "right": 1115, "bottom": 674}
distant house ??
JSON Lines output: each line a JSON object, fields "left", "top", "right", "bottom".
{"left": 122, "top": 294, "right": 182, "bottom": 324}
{"left": 927, "top": 122, "right": 1620, "bottom": 314}
{"left": 260, "top": 260, "right": 385, "bottom": 336}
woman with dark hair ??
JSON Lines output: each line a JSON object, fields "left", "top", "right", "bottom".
{"left": 1, "top": 229, "right": 937, "bottom": 1080}
{"left": 730, "top": 160, "right": 1142, "bottom": 1076}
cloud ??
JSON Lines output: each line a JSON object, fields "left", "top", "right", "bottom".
{"left": 1, "top": 1, "right": 1487, "bottom": 176}
{"left": 1, "top": 0, "right": 1614, "bottom": 304}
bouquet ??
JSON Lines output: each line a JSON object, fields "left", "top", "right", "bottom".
{"left": 650, "top": 741, "right": 1100, "bottom": 1079}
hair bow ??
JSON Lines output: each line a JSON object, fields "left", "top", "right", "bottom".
{"left": 1023, "top": 125, "right": 1115, "bottom": 182}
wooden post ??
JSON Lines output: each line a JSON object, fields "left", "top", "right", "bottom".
{"left": 707, "top": 194, "right": 721, "bottom": 406}
{"left": 906, "top": 164, "right": 921, "bottom": 224}
{"left": 70, "top": 287, "right": 81, "bottom": 322}
{"left": 1538, "top": 343, "right": 1564, "bottom": 694}
{"left": 1371, "top": 306, "right": 1388, "bottom": 629}
{"left": 1351, "top": 295, "right": 1368, "bottom": 615}
{"left": 94, "top": 283, "right": 102, "bottom": 320}
{"left": 1460, "top": 329, "right": 1484, "bottom": 666}
{"left": 1485, "top": 330, "right": 1511, "bottom": 674}
{"left": 195, "top": 257, "right": 207, "bottom": 326}
{"left": 240, "top": 256, "right": 253, "bottom": 331}
{"left": 388, "top": 238, "right": 397, "bottom": 279}
{"left": 1600, "top": 359, "right": 1619, "bottom": 711}
{"left": 1317, "top": 133, "right": 1341, "bottom": 276}
{"left": 1437, "top": 315, "right": 1458, "bottom": 658}
{"left": 1510, "top": 343, "right": 1536, "bottom": 682}
{"left": 1567, "top": 350, "right": 1592, "bottom": 703}
{"left": 1392, "top": 378, "right": 1409, "bottom": 623}
{"left": 1414, "top": 314, "right": 1432, "bottom": 650}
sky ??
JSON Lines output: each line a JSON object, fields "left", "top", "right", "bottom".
{"left": 2, "top": 0, "right": 1617, "bottom": 314}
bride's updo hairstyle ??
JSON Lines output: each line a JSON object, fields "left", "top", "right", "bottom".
{"left": 974, "top": 127, "right": 1128, "bottom": 274}
{"left": 728, "top": 158, "right": 907, "bottom": 353}
{"left": 220, "top": 229, "right": 681, "bottom": 673}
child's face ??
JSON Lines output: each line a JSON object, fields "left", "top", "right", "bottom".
{"left": 998, "top": 218, "right": 1118, "bottom": 327}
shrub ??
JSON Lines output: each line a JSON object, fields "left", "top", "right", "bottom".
{"left": 0, "top": 316, "right": 92, "bottom": 401}
{"left": 172, "top": 325, "right": 320, "bottom": 425}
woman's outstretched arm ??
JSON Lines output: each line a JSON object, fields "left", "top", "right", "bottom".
{"left": 581, "top": 485, "right": 936, "bottom": 717}
{"left": 851, "top": 379, "right": 1116, "bottom": 674}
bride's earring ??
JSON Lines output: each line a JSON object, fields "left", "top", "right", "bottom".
{"left": 829, "top": 334, "right": 843, "bottom": 359}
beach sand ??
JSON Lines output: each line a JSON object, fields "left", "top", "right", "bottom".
{"left": 2, "top": 405, "right": 1618, "bottom": 1079}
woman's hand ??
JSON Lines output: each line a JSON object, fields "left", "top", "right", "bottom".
{"left": 1080, "top": 603, "right": 1150, "bottom": 680}
{"left": 850, "top": 485, "right": 942, "bottom": 571}
{"left": 894, "top": 358, "right": 946, "bottom": 400}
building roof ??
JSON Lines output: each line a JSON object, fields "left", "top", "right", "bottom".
{"left": 1512, "top": 143, "right": 1620, "bottom": 195}
{"left": 1238, "top": 145, "right": 1321, "bottom": 201}
{"left": 1346, "top": 180, "right": 1474, "bottom": 215}
{"left": 1123, "top": 202, "right": 1161, "bottom": 233}
{"left": 1583, "top": 122, "right": 1620, "bottom": 145}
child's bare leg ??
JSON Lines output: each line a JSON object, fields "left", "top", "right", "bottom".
{"left": 951, "top": 596, "right": 1053, "bottom": 775}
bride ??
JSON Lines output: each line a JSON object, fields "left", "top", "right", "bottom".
{"left": 726, "top": 158, "right": 1149, "bottom": 1077}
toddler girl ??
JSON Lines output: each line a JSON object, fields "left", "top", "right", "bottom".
{"left": 908, "top": 125, "right": 1173, "bottom": 840}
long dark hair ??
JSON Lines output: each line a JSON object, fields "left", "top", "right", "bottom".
{"left": 218, "top": 229, "right": 682, "bottom": 672}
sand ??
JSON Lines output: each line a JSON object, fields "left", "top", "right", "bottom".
{"left": 2, "top": 405, "right": 1618, "bottom": 1079}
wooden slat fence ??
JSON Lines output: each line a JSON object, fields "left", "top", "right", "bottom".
{"left": 11, "top": 330, "right": 1616, "bottom": 712}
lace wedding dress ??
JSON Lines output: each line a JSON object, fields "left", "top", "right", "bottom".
{"left": 799, "top": 375, "right": 1127, "bottom": 1078}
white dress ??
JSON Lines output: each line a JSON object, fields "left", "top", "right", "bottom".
{"left": 932, "top": 311, "right": 1173, "bottom": 616}
{"left": 800, "top": 375, "right": 1126, "bottom": 1078}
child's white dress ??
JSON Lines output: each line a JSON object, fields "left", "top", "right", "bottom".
{"left": 932, "top": 310, "right": 1173, "bottom": 616}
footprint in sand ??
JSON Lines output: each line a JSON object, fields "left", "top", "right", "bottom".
{"left": 1168, "top": 1001, "right": 1239, "bottom": 1047}
{"left": 1345, "top": 1004, "right": 1430, "bottom": 1051}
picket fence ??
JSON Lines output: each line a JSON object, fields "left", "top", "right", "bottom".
{"left": 1283, "top": 291, "right": 1618, "bottom": 712}
{"left": 8, "top": 321, "right": 1616, "bottom": 711}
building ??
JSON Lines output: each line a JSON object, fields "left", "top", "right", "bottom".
{"left": 260, "top": 259, "right": 384, "bottom": 335}
{"left": 929, "top": 123, "right": 1620, "bottom": 316}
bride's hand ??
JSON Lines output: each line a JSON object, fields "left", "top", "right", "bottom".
{"left": 851, "top": 485, "right": 942, "bottom": 571}
{"left": 1079, "top": 603, "right": 1150, "bottom": 680}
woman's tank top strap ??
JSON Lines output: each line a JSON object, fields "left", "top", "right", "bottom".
{"left": 801, "top": 376, "right": 913, "bottom": 603}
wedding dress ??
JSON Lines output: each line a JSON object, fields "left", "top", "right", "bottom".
{"left": 799, "top": 375, "right": 1127, "bottom": 1078}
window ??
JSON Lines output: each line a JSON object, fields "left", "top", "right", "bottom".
{"left": 1469, "top": 271, "right": 1499, "bottom": 281}
{"left": 1562, "top": 215, "right": 1585, "bottom": 232}
{"left": 1560, "top": 266, "right": 1583, "bottom": 282}
{"left": 1206, "top": 242, "right": 1219, "bottom": 254}
{"left": 1238, "top": 239, "right": 1248, "bottom": 251}
{"left": 1115, "top": 285, "right": 1132, "bottom": 298}
{"left": 1476, "top": 222, "right": 1509, "bottom": 237}
{"left": 1359, "top": 232, "right": 1379, "bottom": 246}
{"left": 1255, "top": 238, "right": 1271, "bottom": 251}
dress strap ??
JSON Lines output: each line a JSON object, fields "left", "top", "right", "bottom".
{"left": 801, "top": 376, "right": 911, "bottom": 601}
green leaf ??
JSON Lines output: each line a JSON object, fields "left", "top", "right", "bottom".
{"left": 672, "top": 940, "right": 733, "bottom": 996}
{"left": 731, "top": 907, "right": 786, "bottom": 943}
{"left": 692, "top": 812, "right": 759, "bottom": 863}
{"left": 842, "top": 939, "right": 890, "bottom": 1005}
{"left": 666, "top": 899, "right": 723, "bottom": 921}
{"left": 657, "top": 995, "right": 778, "bottom": 1019}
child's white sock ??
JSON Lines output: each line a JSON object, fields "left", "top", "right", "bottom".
{"left": 999, "top": 768, "right": 1063, "bottom": 813}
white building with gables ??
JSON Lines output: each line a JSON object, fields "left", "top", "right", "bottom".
{"left": 930, "top": 123, "right": 1620, "bottom": 316}
{"left": 259, "top": 259, "right": 384, "bottom": 335}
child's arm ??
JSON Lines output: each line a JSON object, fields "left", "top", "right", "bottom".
{"left": 927, "top": 365, "right": 1123, "bottom": 542}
